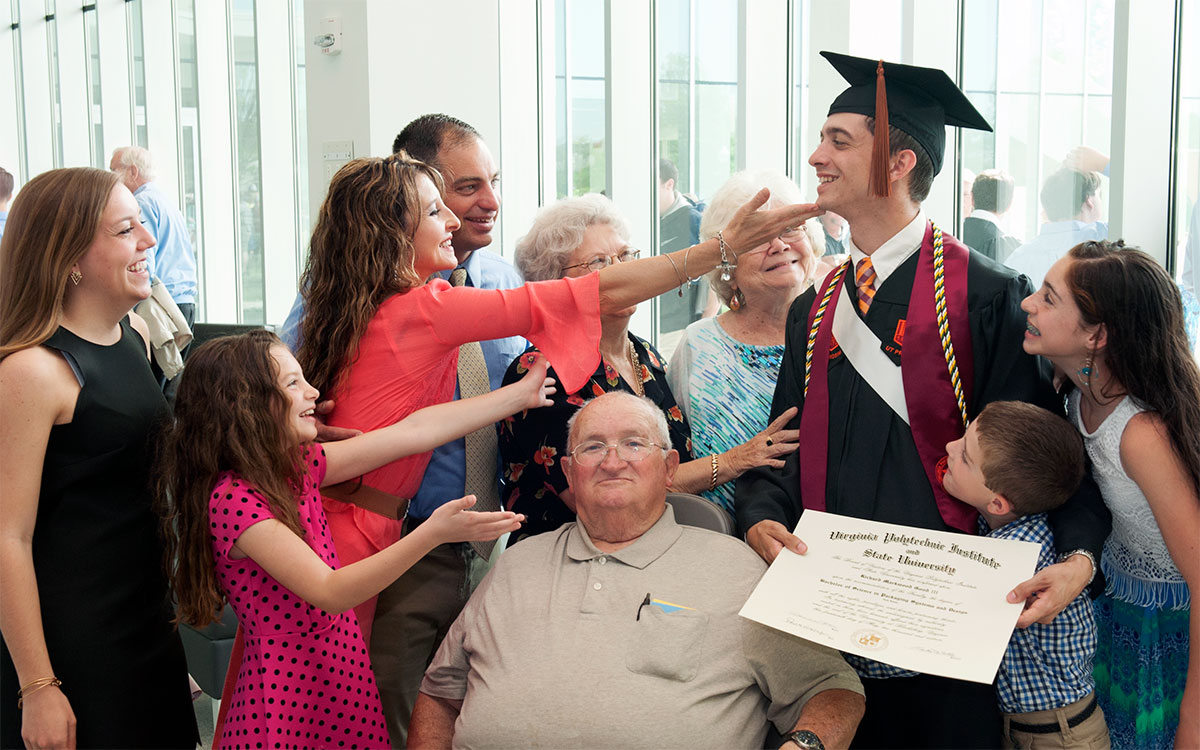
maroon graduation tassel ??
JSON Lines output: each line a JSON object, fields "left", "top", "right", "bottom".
{"left": 870, "top": 59, "right": 892, "bottom": 198}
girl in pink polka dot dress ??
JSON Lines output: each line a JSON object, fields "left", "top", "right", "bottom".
{"left": 158, "top": 330, "right": 545, "bottom": 749}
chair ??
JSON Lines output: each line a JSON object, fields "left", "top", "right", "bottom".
{"left": 179, "top": 604, "right": 238, "bottom": 698}
{"left": 187, "top": 322, "right": 268, "bottom": 356}
{"left": 665, "top": 492, "right": 736, "bottom": 535}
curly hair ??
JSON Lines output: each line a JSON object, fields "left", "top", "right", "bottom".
{"left": 514, "top": 193, "right": 631, "bottom": 282}
{"left": 1065, "top": 240, "right": 1200, "bottom": 491}
{"left": 0, "top": 167, "right": 119, "bottom": 358}
{"left": 157, "top": 330, "right": 309, "bottom": 627}
{"left": 297, "top": 155, "right": 445, "bottom": 398}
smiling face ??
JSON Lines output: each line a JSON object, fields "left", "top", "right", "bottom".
{"left": 1019, "top": 257, "right": 1098, "bottom": 365}
{"left": 72, "top": 183, "right": 155, "bottom": 308}
{"left": 437, "top": 137, "right": 500, "bottom": 260}
{"left": 563, "top": 397, "right": 680, "bottom": 534}
{"left": 809, "top": 113, "right": 876, "bottom": 217}
{"left": 411, "top": 174, "right": 462, "bottom": 281}
{"left": 562, "top": 223, "right": 639, "bottom": 320}
{"left": 270, "top": 344, "right": 321, "bottom": 445}
{"left": 942, "top": 421, "right": 996, "bottom": 512}
{"left": 732, "top": 232, "right": 809, "bottom": 308}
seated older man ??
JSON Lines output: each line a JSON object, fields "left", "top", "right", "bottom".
{"left": 409, "top": 391, "right": 865, "bottom": 750}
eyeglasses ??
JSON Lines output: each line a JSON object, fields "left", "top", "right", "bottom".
{"left": 570, "top": 437, "right": 666, "bottom": 466}
{"left": 562, "top": 249, "right": 642, "bottom": 273}
{"left": 778, "top": 226, "right": 805, "bottom": 241}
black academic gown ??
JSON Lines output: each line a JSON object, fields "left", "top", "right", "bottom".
{"left": 736, "top": 242, "right": 1110, "bottom": 749}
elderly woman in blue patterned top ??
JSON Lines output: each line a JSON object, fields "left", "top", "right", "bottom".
{"left": 499, "top": 193, "right": 797, "bottom": 539}
{"left": 667, "top": 171, "right": 825, "bottom": 515}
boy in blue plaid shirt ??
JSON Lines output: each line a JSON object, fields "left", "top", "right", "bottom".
{"left": 943, "top": 401, "right": 1110, "bottom": 749}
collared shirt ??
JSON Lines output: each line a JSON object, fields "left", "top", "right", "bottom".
{"left": 1005, "top": 221, "right": 1108, "bottom": 289}
{"left": 967, "top": 208, "right": 1004, "bottom": 228}
{"left": 846, "top": 209, "right": 927, "bottom": 284}
{"left": 985, "top": 513, "right": 1096, "bottom": 714}
{"left": 134, "top": 182, "right": 198, "bottom": 304}
{"left": 409, "top": 249, "right": 526, "bottom": 518}
{"left": 421, "top": 507, "right": 863, "bottom": 749}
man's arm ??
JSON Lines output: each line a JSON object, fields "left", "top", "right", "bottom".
{"left": 408, "top": 692, "right": 462, "bottom": 750}
{"left": 780, "top": 689, "right": 865, "bottom": 750}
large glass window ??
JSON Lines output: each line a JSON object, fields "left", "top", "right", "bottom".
{"left": 176, "top": 0, "right": 203, "bottom": 279}
{"left": 46, "top": 0, "right": 62, "bottom": 166}
{"left": 232, "top": 0, "right": 265, "bottom": 323}
{"left": 127, "top": 0, "right": 147, "bottom": 148}
{"left": 83, "top": 2, "right": 103, "bottom": 167}
{"left": 292, "top": 0, "right": 309, "bottom": 254}
{"left": 961, "top": 0, "right": 1115, "bottom": 250}
{"left": 554, "top": 0, "right": 606, "bottom": 197}
{"left": 10, "top": 0, "right": 27, "bottom": 179}
{"left": 655, "top": 0, "right": 740, "bottom": 345}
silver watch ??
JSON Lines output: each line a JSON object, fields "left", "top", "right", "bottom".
{"left": 784, "top": 729, "right": 825, "bottom": 750}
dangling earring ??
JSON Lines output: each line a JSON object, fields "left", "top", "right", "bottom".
{"left": 729, "top": 288, "right": 745, "bottom": 311}
{"left": 69, "top": 270, "right": 82, "bottom": 286}
{"left": 1077, "top": 352, "right": 1094, "bottom": 388}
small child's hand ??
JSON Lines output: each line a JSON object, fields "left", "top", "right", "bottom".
{"left": 427, "top": 495, "right": 525, "bottom": 544}
{"left": 515, "top": 356, "right": 556, "bottom": 410}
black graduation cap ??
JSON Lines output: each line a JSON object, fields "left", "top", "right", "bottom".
{"left": 821, "top": 51, "right": 992, "bottom": 197}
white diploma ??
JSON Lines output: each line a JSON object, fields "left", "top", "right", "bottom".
{"left": 739, "top": 510, "right": 1040, "bottom": 684}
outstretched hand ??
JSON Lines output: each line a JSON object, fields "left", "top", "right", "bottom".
{"left": 426, "top": 495, "right": 525, "bottom": 545}
{"left": 515, "top": 355, "right": 556, "bottom": 410}
{"left": 1007, "top": 555, "right": 1091, "bottom": 628}
{"left": 313, "top": 399, "right": 362, "bottom": 443}
{"left": 746, "top": 519, "right": 808, "bottom": 565}
{"left": 725, "top": 407, "right": 800, "bottom": 474}
{"left": 722, "top": 188, "right": 823, "bottom": 256}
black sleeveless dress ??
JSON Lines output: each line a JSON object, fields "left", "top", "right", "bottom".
{"left": 0, "top": 321, "right": 198, "bottom": 749}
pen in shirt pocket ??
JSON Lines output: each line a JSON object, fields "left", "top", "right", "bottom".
{"left": 636, "top": 592, "right": 695, "bottom": 620}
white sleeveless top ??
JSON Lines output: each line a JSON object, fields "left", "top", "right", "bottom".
{"left": 1068, "top": 391, "right": 1189, "bottom": 609}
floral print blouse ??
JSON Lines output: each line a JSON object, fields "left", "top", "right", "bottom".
{"left": 499, "top": 333, "right": 694, "bottom": 543}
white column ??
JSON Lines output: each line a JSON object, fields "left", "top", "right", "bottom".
{"left": 1109, "top": 0, "right": 1174, "bottom": 263}
{"left": 606, "top": 0, "right": 655, "bottom": 340}
{"left": 496, "top": 0, "right": 542, "bottom": 259}
{"left": 739, "top": 0, "right": 789, "bottom": 172}
{"left": 96, "top": 0, "right": 132, "bottom": 158}
{"left": 256, "top": 0, "right": 300, "bottom": 324}
{"left": 141, "top": 0, "right": 180, "bottom": 191}
{"left": 194, "top": 0, "right": 238, "bottom": 320}
{"left": 55, "top": 2, "right": 90, "bottom": 168}
{"left": 907, "top": 0, "right": 959, "bottom": 228}
{"left": 17, "top": 3, "right": 52, "bottom": 176}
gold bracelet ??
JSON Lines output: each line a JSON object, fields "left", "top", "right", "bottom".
{"left": 682, "top": 244, "right": 701, "bottom": 283}
{"left": 17, "top": 677, "right": 62, "bottom": 709}
{"left": 709, "top": 454, "right": 719, "bottom": 491}
{"left": 662, "top": 253, "right": 687, "bottom": 297}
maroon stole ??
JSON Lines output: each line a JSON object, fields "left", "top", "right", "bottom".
{"left": 798, "top": 222, "right": 978, "bottom": 532}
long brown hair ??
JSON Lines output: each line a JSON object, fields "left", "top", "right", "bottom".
{"left": 297, "top": 154, "right": 445, "bottom": 397}
{"left": 1065, "top": 240, "right": 1200, "bottom": 491}
{"left": 157, "top": 330, "right": 309, "bottom": 627}
{"left": 0, "top": 167, "right": 119, "bottom": 358}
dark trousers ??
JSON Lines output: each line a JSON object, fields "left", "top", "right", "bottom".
{"left": 851, "top": 673, "right": 1002, "bottom": 749}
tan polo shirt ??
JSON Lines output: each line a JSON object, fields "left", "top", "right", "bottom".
{"left": 421, "top": 507, "right": 863, "bottom": 749}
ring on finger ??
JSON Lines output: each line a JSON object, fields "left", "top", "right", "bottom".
{"left": 765, "top": 437, "right": 773, "bottom": 446}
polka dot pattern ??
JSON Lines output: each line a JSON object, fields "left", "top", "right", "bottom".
{"left": 210, "top": 447, "right": 389, "bottom": 748}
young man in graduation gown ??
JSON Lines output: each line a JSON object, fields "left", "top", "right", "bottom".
{"left": 735, "top": 53, "right": 1112, "bottom": 749}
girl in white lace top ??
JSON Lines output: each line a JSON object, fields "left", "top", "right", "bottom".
{"left": 1019, "top": 240, "right": 1199, "bottom": 750}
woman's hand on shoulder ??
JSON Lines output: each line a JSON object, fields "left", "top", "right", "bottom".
{"left": 725, "top": 407, "right": 800, "bottom": 475}
{"left": 20, "top": 682, "right": 76, "bottom": 750}
{"left": 425, "top": 495, "right": 525, "bottom": 545}
{"left": 723, "top": 189, "right": 822, "bottom": 256}
{"left": 513, "top": 354, "right": 556, "bottom": 410}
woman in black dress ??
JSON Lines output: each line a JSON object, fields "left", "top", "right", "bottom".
{"left": 0, "top": 168, "right": 197, "bottom": 749}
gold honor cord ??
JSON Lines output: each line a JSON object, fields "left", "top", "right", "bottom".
{"left": 804, "top": 260, "right": 851, "bottom": 396}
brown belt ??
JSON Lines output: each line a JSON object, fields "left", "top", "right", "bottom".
{"left": 321, "top": 480, "right": 409, "bottom": 520}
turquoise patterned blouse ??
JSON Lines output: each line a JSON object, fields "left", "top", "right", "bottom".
{"left": 666, "top": 316, "right": 784, "bottom": 513}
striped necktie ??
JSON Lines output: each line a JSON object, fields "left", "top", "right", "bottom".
{"left": 450, "top": 267, "right": 501, "bottom": 558}
{"left": 855, "top": 257, "right": 878, "bottom": 316}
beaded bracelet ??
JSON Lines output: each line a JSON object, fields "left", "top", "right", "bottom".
{"left": 714, "top": 230, "right": 737, "bottom": 282}
{"left": 709, "top": 454, "right": 720, "bottom": 491}
{"left": 17, "top": 677, "right": 62, "bottom": 709}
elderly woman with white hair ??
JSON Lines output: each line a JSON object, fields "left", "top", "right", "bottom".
{"left": 666, "top": 170, "right": 827, "bottom": 514}
{"left": 499, "top": 193, "right": 796, "bottom": 540}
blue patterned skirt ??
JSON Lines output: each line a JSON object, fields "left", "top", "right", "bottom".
{"left": 1093, "top": 594, "right": 1190, "bottom": 749}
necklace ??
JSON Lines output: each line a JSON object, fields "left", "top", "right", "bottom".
{"left": 627, "top": 339, "right": 646, "bottom": 397}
